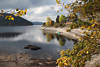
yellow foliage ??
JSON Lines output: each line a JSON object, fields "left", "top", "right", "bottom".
{"left": 91, "top": 24, "right": 95, "bottom": 27}
{"left": 56, "top": 0, "right": 60, "bottom": 4}
{"left": 5, "top": 16, "right": 14, "bottom": 21}
{"left": 11, "top": 17, "right": 14, "bottom": 20}
{"left": 65, "top": 4, "right": 70, "bottom": 8}
{"left": 80, "top": 26, "right": 86, "bottom": 29}
{"left": 56, "top": 0, "right": 100, "bottom": 67}
{"left": 86, "top": 51, "right": 89, "bottom": 54}
{"left": 87, "top": 26, "right": 91, "bottom": 30}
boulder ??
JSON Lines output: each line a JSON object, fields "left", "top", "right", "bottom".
{"left": 24, "top": 45, "right": 41, "bottom": 50}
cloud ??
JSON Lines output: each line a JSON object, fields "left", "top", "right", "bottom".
{"left": 0, "top": 0, "right": 33, "bottom": 9}
{"left": 0, "top": 0, "right": 76, "bottom": 22}
{"left": 32, "top": 6, "right": 50, "bottom": 15}
{"left": 22, "top": 5, "right": 58, "bottom": 22}
{"left": 0, "top": 0, "right": 57, "bottom": 22}
{"left": 0, "top": 0, "right": 56, "bottom": 9}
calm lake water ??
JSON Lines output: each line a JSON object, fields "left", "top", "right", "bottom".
{"left": 0, "top": 25, "right": 74, "bottom": 60}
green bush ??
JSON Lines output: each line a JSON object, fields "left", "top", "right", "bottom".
{"left": 59, "top": 15, "right": 66, "bottom": 23}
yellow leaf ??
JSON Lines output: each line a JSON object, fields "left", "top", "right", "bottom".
{"left": 91, "top": 24, "right": 95, "bottom": 27}
{"left": 24, "top": 9, "right": 27, "bottom": 14}
{"left": 86, "top": 51, "right": 89, "bottom": 54}
{"left": 90, "top": 19, "right": 94, "bottom": 23}
{"left": 65, "top": 4, "right": 69, "bottom": 8}
{"left": 56, "top": 0, "right": 60, "bottom": 4}
{"left": 64, "top": 63, "right": 68, "bottom": 66}
{"left": 25, "top": 9, "right": 27, "bottom": 12}
{"left": 11, "top": 17, "right": 14, "bottom": 20}
{"left": 8, "top": 18, "right": 11, "bottom": 20}
{"left": 87, "top": 26, "right": 91, "bottom": 30}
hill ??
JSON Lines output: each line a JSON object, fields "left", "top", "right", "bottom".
{"left": 32, "top": 22, "right": 43, "bottom": 25}
{"left": 0, "top": 13, "right": 33, "bottom": 26}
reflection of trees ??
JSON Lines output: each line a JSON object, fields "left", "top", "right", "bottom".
{"left": 55, "top": 34, "right": 66, "bottom": 46}
{"left": 42, "top": 32, "right": 46, "bottom": 36}
{"left": 42, "top": 31, "right": 66, "bottom": 46}
{"left": 46, "top": 33, "right": 54, "bottom": 42}
{"left": 58, "top": 38, "right": 66, "bottom": 46}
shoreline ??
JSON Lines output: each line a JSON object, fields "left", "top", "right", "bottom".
{"left": 0, "top": 53, "right": 57, "bottom": 67}
{"left": 41, "top": 26, "right": 100, "bottom": 67}
{"left": 41, "top": 26, "right": 86, "bottom": 40}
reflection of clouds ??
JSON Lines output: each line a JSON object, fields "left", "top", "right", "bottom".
{"left": 1, "top": 30, "right": 46, "bottom": 43}
{"left": 14, "top": 31, "right": 45, "bottom": 43}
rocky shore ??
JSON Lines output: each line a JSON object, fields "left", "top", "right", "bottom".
{"left": 0, "top": 53, "right": 57, "bottom": 67}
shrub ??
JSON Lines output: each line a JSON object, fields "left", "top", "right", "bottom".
{"left": 42, "top": 23, "right": 46, "bottom": 26}
{"left": 54, "top": 23, "right": 60, "bottom": 27}
{"left": 43, "top": 17, "right": 54, "bottom": 27}
{"left": 59, "top": 15, "right": 66, "bottom": 23}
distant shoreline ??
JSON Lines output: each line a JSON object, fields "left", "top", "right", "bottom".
{"left": 41, "top": 26, "right": 86, "bottom": 40}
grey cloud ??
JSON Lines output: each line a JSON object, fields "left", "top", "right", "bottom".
{"left": 0, "top": 0, "right": 56, "bottom": 9}
{"left": 0, "top": 0, "right": 32, "bottom": 9}
{"left": 31, "top": 0, "right": 56, "bottom": 7}
{"left": 0, "top": 0, "right": 57, "bottom": 22}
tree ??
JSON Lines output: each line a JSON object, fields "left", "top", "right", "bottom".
{"left": 46, "top": 16, "right": 52, "bottom": 22}
{"left": 59, "top": 15, "right": 66, "bottom": 23}
{"left": 45, "top": 16, "right": 54, "bottom": 26}
{"left": 56, "top": 0, "right": 100, "bottom": 21}
{"left": 56, "top": 15, "right": 60, "bottom": 23}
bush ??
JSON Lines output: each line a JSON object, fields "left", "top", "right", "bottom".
{"left": 43, "top": 17, "right": 54, "bottom": 27}
{"left": 53, "top": 23, "right": 66, "bottom": 28}
{"left": 44, "top": 20, "right": 54, "bottom": 27}
{"left": 49, "top": 20, "right": 54, "bottom": 26}
{"left": 59, "top": 15, "right": 66, "bottom": 23}
{"left": 54, "top": 23, "right": 60, "bottom": 28}
{"left": 70, "top": 19, "right": 92, "bottom": 29}
{"left": 42, "top": 23, "right": 46, "bottom": 26}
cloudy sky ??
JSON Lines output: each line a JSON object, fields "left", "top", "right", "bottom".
{"left": 0, "top": 0, "right": 75, "bottom": 22}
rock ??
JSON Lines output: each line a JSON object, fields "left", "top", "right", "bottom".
{"left": 85, "top": 54, "right": 100, "bottom": 67}
{"left": 24, "top": 45, "right": 41, "bottom": 50}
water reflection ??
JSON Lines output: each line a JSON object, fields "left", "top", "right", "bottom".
{"left": 45, "top": 33, "right": 54, "bottom": 42}
{"left": 42, "top": 31, "right": 72, "bottom": 46}
{"left": 0, "top": 32, "right": 22, "bottom": 38}
{"left": 0, "top": 25, "right": 74, "bottom": 60}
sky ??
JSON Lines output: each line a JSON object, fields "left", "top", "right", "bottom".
{"left": 0, "top": 0, "right": 75, "bottom": 22}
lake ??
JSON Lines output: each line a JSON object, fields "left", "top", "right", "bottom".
{"left": 0, "top": 25, "right": 74, "bottom": 60}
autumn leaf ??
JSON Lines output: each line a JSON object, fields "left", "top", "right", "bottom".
{"left": 56, "top": 0, "right": 60, "bottom": 4}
